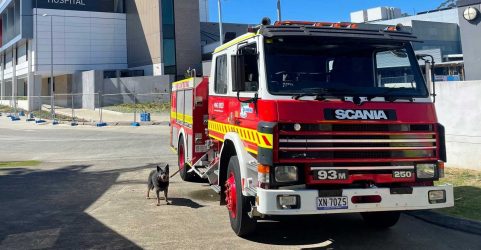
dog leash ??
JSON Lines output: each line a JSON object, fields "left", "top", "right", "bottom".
{"left": 170, "top": 164, "right": 186, "bottom": 178}
{"left": 170, "top": 168, "right": 181, "bottom": 178}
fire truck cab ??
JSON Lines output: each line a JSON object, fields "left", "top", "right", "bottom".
{"left": 170, "top": 20, "right": 454, "bottom": 236}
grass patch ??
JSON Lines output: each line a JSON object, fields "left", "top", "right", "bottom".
{"left": 0, "top": 160, "right": 42, "bottom": 168}
{"left": 103, "top": 102, "right": 170, "bottom": 113}
{"left": 436, "top": 168, "right": 481, "bottom": 221}
{"left": 30, "top": 110, "right": 82, "bottom": 122}
{"left": 0, "top": 105, "right": 15, "bottom": 113}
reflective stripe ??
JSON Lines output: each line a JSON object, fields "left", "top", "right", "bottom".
{"left": 172, "top": 77, "right": 193, "bottom": 86}
{"left": 171, "top": 111, "right": 193, "bottom": 125}
{"left": 184, "top": 115, "right": 193, "bottom": 125}
{"left": 208, "top": 120, "right": 274, "bottom": 149}
{"left": 213, "top": 33, "right": 257, "bottom": 53}
{"left": 279, "top": 139, "right": 437, "bottom": 143}
{"left": 172, "top": 78, "right": 194, "bottom": 91}
{"left": 280, "top": 146, "right": 437, "bottom": 151}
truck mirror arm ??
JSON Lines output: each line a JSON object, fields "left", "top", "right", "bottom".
{"left": 237, "top": 91, "right": 259, "bottom": 113}
{"left": 416, "top": 54, "right": 436, "bottom": 103}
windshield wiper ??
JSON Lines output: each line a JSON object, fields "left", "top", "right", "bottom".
{"left": 375, "top": 88, "right": 414, "bottom": 102}
{"left": 292, "top": 88, "right": 343, "bottom": 101}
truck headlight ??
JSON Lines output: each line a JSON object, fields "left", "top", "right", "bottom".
{"left": 275, "top": 166, "right": 298, "bottom": 183}
{"left": 416, "top": 164, "right": 436, "bottom": 179}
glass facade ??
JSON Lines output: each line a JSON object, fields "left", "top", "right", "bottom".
{"left": 162, "top": 0, "right": 176, "bottom": 75}
{"left": 1, "top": 0, "right": 20, "bottom": 46}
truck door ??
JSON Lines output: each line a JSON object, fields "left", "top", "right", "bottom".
{"left": 233, "top": 42, "right": 260, "bottom": 124}
{"left": 209, "top": 54, "right": 230, "bottom": 123}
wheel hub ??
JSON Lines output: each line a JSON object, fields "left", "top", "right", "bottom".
{"left": 225, "top": 172, "right": 237, "bottom": 218}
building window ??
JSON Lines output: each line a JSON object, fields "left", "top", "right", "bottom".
{"left": 214, "top": 55, "right": 228, "bottom": 94}
{"left": 1, "top": 0, "right": 21, "bottom": 46}
{"left": 104, "top": 70, "right": 117, "bottom": 79}
{"left": 120, "top": 70, "right": 144, "bottom": 77}
{"left": 162, "top": 0, "right": 176, "bottom": 75}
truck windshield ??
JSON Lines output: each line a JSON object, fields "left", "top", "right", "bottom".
{"left": 264, "top": 36, "right": 429, "bottom": 98}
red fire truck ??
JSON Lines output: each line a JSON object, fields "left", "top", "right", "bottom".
{"left": 170, "top": 20, "right": 454, "bottom": 236}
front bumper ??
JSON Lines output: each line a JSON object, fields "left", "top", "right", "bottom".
{"left": 256, "top": 185, "right": 454, "bottom": 215}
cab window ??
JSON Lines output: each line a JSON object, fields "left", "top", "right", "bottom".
{"left": 233, "top": 43, "right": 259, "bottom": 92}
{"left": 214, "top": 55, "right": 228, "bottom": 94}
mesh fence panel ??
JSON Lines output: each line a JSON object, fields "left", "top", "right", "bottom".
{"left": 2, "top": 92, "right": 170, "bottom": 124}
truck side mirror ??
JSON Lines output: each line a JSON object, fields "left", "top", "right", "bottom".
{"left": 232, "top": 54, "right": 246, "bottom": 92}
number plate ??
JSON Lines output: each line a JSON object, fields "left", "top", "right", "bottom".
{"left": 313, "top": 169, "right": 349, "bottom": 180}
{"left": 317, "top": 196, "right": 349, "bottom": 210}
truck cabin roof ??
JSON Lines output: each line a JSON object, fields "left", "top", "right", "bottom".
{"left": 213, "top": 21, "right": 419, "bottom": 54}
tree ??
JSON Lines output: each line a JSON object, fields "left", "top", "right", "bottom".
{"left": 437, "top": 0, "right": 456, "bottom": 10}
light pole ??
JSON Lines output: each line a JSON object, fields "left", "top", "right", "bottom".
{"left": 277, "top": 0, "right": 282, "bottom": 22}
{"left": 43, "top": 14, "right": 55, "bottom": 122}
{"left": 217, "top": 0, "right": 224, "bottom": 45}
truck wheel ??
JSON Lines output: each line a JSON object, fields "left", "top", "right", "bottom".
{"left": 361, "top": 211, "right": 401, "bottom": 228}
{"left": 178, "top": 137, "right": 195, "bottom": 182}
{"left": 225, "top": 156, "right": 256, "bottom": 237}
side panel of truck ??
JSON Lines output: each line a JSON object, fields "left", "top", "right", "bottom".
{"left": 171, "top": 78, "right": 210, "bottom": 166}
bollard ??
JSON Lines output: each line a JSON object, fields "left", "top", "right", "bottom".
{"left": 26, "top": 113, "right": 35, "bottom": 122}
{"left": 96, "top": 93, "right": 107, "bottom": 127}
{"left": 71, "top": 94, "right": 78, "bottom": 126}
{"left": 133, "top": 94, "right": 137, "bottom": 125}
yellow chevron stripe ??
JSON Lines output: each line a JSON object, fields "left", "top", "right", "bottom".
{"left": 208, "top": 120, "right": 273, "bottom": 149}
{"left": 208, "top": 133, "right": 259, "bottom": 155}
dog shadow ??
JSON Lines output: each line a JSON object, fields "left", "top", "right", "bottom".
{"left": 167, "top": 198, "right": 204, "bottom": 209}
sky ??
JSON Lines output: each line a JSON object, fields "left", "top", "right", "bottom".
{"left": 208, "top": 0, "right": 447, "bottom": 24}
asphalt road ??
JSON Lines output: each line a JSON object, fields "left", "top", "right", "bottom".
{"left": 0, "top": 118, "right": 480, "bottom": 249}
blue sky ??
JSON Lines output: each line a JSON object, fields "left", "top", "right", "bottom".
{"left": 208, "top": 0, "right": 446, "bottom": 24}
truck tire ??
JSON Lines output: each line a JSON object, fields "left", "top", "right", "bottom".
{"left": 361, "top": 211, "right": 401, "bottom": 228}
{"left": 225, "top": 156, "right": 256, "bottom": 237}
{"left": 178, "top": 136, "right": 195, "bottom": 182}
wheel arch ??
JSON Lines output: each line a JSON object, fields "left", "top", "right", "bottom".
{"left": 177, "top": 128, "right": 187, "bottom": 149}
{"left": 219, "top": 132, "right": 256, "bottom": 204}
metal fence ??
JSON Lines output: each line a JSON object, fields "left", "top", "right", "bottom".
{"left": 0, "top": 92, "right": 170, "bottom": 125}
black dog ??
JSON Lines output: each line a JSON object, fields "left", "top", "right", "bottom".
{"left": 147, "top": 164, "right": 170, "bottom": 206}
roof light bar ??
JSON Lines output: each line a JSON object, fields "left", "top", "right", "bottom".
{"left": 274, "top": 21, "right": 359, "bottom": 29}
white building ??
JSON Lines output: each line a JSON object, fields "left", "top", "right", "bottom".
{"left": 351, "top": 7, "right": 402, "bottom": 23}
{"left": 0, "top": 0, "right": 202, "bottom": 111}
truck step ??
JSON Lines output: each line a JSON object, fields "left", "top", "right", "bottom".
{"left": 210, "top": 185, "right": 221, "bottom": 194}
{"left": 189, "top": 166, "right": 207, "bottom": 174}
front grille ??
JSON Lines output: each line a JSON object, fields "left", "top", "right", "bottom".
{"left": 277, "top": 123, "right": 437, "bottom": 163}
